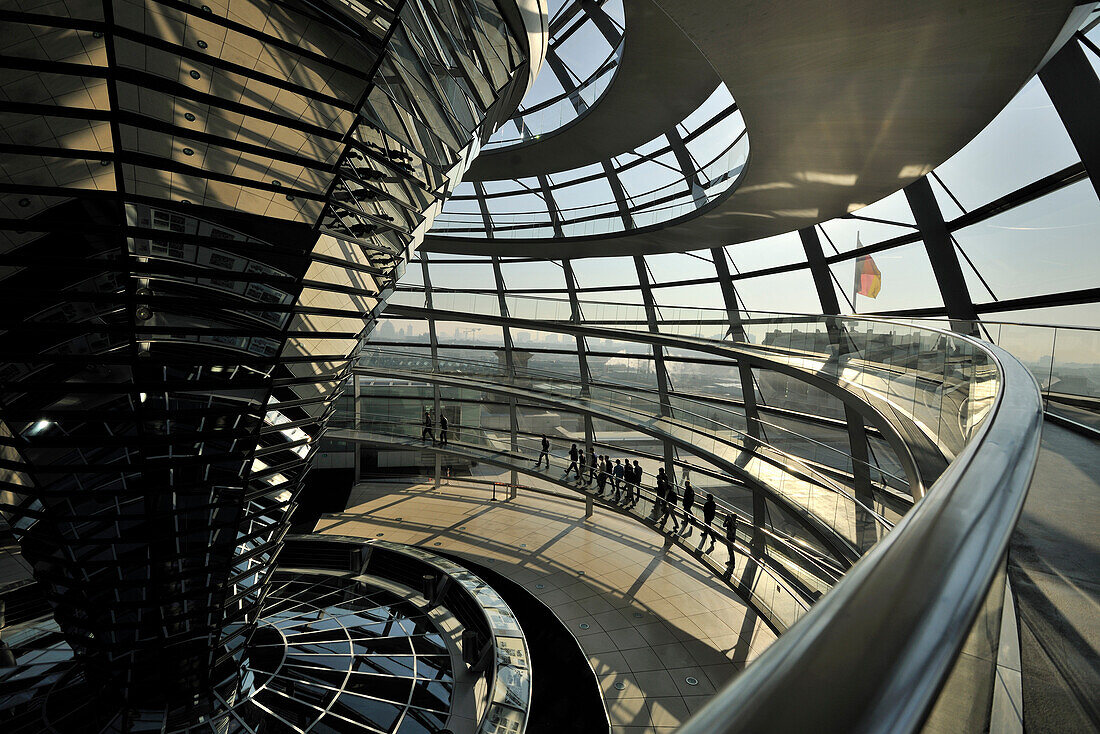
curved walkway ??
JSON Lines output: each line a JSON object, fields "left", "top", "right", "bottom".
{"left": 1010, "top": 423, "right": 1100, "bottom": 733}
{"left": 332, "top": 423, "right": 829, "bottom": 621}
{"left": 315, "top": 479, "right": 778, "bottom": 733}
{"left": 354, "top": 365, "right": 881, "bottom": 565}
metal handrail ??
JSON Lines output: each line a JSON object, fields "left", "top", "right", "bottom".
{"left": 355, "top": 358, "right": 895, "bottom": 557}
{"left": 676, "top": 338, "right": 1042, "bottom": 733}
{"left": 333, "top": 410, "right": 844, "bottom": 585}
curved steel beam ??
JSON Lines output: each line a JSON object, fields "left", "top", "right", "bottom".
{"left": 468, "top": 0, "right": 721, "bottom": 179}
{"left": 428, "top": 0, "right": 1079, "bottom": 255}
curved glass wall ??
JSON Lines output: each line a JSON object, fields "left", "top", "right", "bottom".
{"left": 437, "top": 84, "right": 748, "bottom": 237}
{"left": 485, "top": 0, "right": 625, "bottom": 150}
{"left": 420, "top": 23, "right": 1100, "bottom": 329}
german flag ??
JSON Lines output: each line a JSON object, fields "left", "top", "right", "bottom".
{"left": 854, "top": 253, "right": 881, "bottom": 298}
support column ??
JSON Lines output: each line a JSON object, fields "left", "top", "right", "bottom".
{"left": 800, "top": 229, "right": 879, "bottom": 550}
{"left": 1040, "top": 39, "right": 1100, "bottom": 200}
{"left": 751, "top": 493, "right": 767, "bottom": 560}
{"left": 634, "top": 256, "right": 676, "bottom": 482}
{"left": 798, "top": 226, "right": 841, "bottom": 315}
{"left": 714, "top": 246, "right": 767, "bottom": 553}
{"left": 353, "top": 372, "right": 362, "bottom": 481}
{"left": 668, "top": 128, "right": 708, "bottom": 208}
{"left": 845, "top": 405, "right": 877, "bottom": 553}
{"left": 712, "top": 247, "right": 762, "bottom": 441}
{"left": 421, "top": 253, "right": 443, "bottom": 488}
{"left": 563, "top": 259, "right": 596, "bottom": 483}
{"left": 904, "top": 176, "right": 980, "bottom": 332}
{"left": 492, "top": 257, "right": 520, "bottom": 492}
{"left": 601, "top": 160, "right": 635, "bottom": 230}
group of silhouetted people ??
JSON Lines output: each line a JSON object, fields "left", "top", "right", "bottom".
{"left": 530, "top": 436, "right": 743, "bottom": 563}
{"left": 420, "top": 408, "right": 448, "bottom": 446}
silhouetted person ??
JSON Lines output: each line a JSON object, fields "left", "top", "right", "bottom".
{"left": 629, "top": 460, "right": 642, "bottom": 505}
{"left": 659, "top": 477, "right": 679, "bottom": 532}
{"left": 534, "top": 435, "right": 550, "bottom": 469}
{"left": 725, "top": 512, "right": 739, "bottom": 565}
{"left": 651, "top": 469, "right": 664, "bottom": 520}
{"left": 421, "top": 409, "right": 434, "bottom": 444}
{"left": 702, "top": 493, "right": 717, "bottom": 552}
{"left": 596, "top": 456, "right": 608, "bottom": 495}
{"left": 612, "top": 459, "right": 624, "bottom": 501}
{"left": 587, "top": 451, "right": 597, "bottom": 486}
{"left": 681, "top": 480, "right": 695, "bottom": 538}
{"left": 565, "top": 443, "right": 579, "bottom": 479}
{"left": 439, "top": 412, "right": 448, "bottom": 446}
{"left": 576, "top": 449, "right": 586, "bottom": 483}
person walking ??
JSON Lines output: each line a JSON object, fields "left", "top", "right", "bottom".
{"left": 596, "top": 456, "right": 608, "bottom": 495}
{"left": 438, "top": 411, "right": 448, "bottom": 447}
{"left": 659, "top": 476, "right": 680, "bottom": 532}
{"left": 681, "top": 480, "right": 695, "bottom": 538}
{"left": 565, "top": 443, "right": 579, "bottom": 479}
{"left": 653, "top": 468, "right": 667, "bottom": 521}
{"left": 421, "top": 409, "right": 434, "bottom": 445}
{"left": 534, "top": 435, "right": 550, "bottom": 469}
{"left": 576, "top": 448, "right": 586, "bottom": 483}
{"left": 587, "top": 450, "right": 597, "bottom": 487}
{"left": 702, "top": 493, "right": 717, "bottom": 552}
{"left": 629, "top": 459, "right": 642, "bottom": 506}
{"left": 724, "top": 512, "right": 739, "bottom": 565}
{"left": 612, "top": 459, "right": 624, "bottom": 501}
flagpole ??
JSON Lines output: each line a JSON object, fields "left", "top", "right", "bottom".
{"left": 849, "top": 231, "right": 858, "bottom": 314}
{"left": 852, "top": 265, "right": 858, "bottom": 314}
{"left": 852, "top": 230, "right": 860, "bottom": 314}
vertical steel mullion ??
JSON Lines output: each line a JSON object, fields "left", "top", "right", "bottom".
{"left": 563, "top": 260, "right": 595, "bottom": 471}
{"left": 1040, "top": 38, "right": 1100, "bottom": 201}
{"left": 667, "top": 128, "right": 707, "bottom": 208}
{"left": 544, "top": 53, "right": 588, "bottom": 114}
{"left": 713, "top": 248, "right": 761, "bottom": 435}
{"left": 491, "top": 257, "right": 520, "bottom": 492}
{"left": 420, "top": 253, "right": 442, "bottom": 487}
{"left": 579, "top": 0, "right": 624, "bottom": 46}
{"left": 904, "top": 176, "right": 980, "bottom": 332}
{"left": 713, "top": 247, "right": 767, "bottom": 554}
{"left": 474, "top": 180, "right": 494, "bottom": 238}
{"left": 562, "top": 259, "right": 592, "bottom": 393}
{"left": 798, "top": 226, "right": 841, "bottom": 316}
{"left": 634, "top": 255, "right": 675, "bottom": 483}
{"left": 845, "top": 405, "right": 876, "bottom": 554}
{"left": 538, "top": 175, "right": 565, "bottom": 238}
{"left": 601, "top": 159, "right": 635, "bottom": 230}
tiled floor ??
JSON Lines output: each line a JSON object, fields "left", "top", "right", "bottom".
{"left": 315, "top": 479, "right": 777, "bottom": 733}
